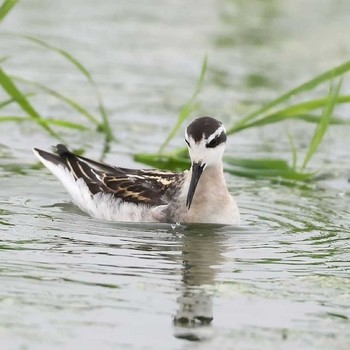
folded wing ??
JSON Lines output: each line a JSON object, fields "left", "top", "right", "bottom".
{"left": 34, "top": 144, "right": 182, "bottom": 207}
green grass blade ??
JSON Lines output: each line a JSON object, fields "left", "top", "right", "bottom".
{"left": 158, "top": 55, "right": 207, "bottom": 153}
{"left": 21, "top": 36, "right": 92, "bottom": 79}
{"left": 224, "top": 157, "right": 290, "bottom": 170}
{"left": 11, "top": 75, "right": 99, "bottom": 126}
{"left": 0, "top": 115, "right": 27, "bottom": 122}
{"left": 301, "top": 80, "right": 342, "bottom": 171}
{"left": 20, "top": 35, "right": 113, "bottom": 141}
{"left": 0, "top": 115, "right": 89, "bottom": 130}
{"left": 1, "top": 33, "right": 113, "bottom": 141}
{"left": 293, "top": 114, "right": 347, "bottom": 124}
{"left": 0, "top": 68, "right": 40, "bottom": 119}
{"left": 230, "top": 59, "right": 350, "bottom": 131}
{"left": 0, "top": 66, "right": 61, "bottom": 138}
{"left": 134, "top": 151, "right": 314, "bottom": 181}
{"left": 44, "top": 118, "right": 90, "bottom": 130}
{"left": 0, "top": 93, "right": 35, "bottom": 109}
{"left": 134, "top": 152, "right": 189, "bottom": 171}
{"left": 229, "top": 95, "right": 350, "bottom": 134}
{"left": 0, "top": 0, "right": 19, "bottom": 23}
{"left": 224, "top": 157, "right": 313, "bottom": 180}
{"left": 229, "top": 112, "right": 348, "bottom": 133}
{"left": 224, "top": 166, "right": 313, "bottom": 181}
{"left": 266, "top": 95, "right": 350, "bottom": 118}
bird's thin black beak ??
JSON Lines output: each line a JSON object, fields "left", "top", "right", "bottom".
{"left": 186, "top": 162, "right": 205, "bottom": 209}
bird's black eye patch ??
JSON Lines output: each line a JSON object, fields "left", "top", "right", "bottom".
{"left": 206, "top": 137, "right": 220, "bottom": 148}
{"left": 206, "top": 131, "right": 227, "bottom": 148}
{"left": 185, "top": 139, "right": 190, "bottom": 147}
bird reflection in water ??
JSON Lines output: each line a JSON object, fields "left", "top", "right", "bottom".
{"left": 173, "top": 224, "right": 227, "bottom": 341}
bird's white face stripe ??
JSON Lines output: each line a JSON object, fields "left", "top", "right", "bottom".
{"left": 207, "top": 125, "right": 226, "bottom": 143}
{"left": 184, "top": 116, "right": 227, "bottom": 167}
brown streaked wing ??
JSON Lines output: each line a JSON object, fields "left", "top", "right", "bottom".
{"left": 50, "top": 145, "right": 185, "bottom": 206}
{"left": 102, "top": 172, "right": 183, "bottom": 206}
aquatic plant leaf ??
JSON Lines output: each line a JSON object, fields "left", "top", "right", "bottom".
{"left": 12, "top": 75, "right": 99, "bottom": 126}
{"left": 230, "top": 112, "right": 348, "bottom": 133}
{"left": 224, "top": 157, "right": 313, "bottom": 180}
{"left": 0, "top": 66, "right": 61, "bottom": 138}
{"left": 229, "top": 59, "right": 350, "bottom": 132}
{"left": 1, "top": 33, "right": 113, "bottom": 142}
{"left": 135, "top": 152, "right": 313, "bottom": 181}
{"left": 0, "top": 115, "right": 90, "bottom": 130}
{"left": 0, "top": 0, "right": 19, "bottom": 23}
{"left": 0, "top": 115, "right": 27, "bottom": 122}
{"left": 294, "top": 114, "right": 347, "bottom": 124}
{"left": 229, "top": 95, "right": 350, "bottom": 133}
{"left": 134, "top": 152, "right": 189, "bottom": 171}
{"left": 0, "top": 93, "right": 35, "bottom": 109}
{"left": 301, "top": 79, "right": 342, "bottom": 170}
{"left": 265, "top": 95, "right": 350, "bottom": 117}
{"left": 159, "top": 55, "right": 207, "bottom": 153}
{"left": 44, "top": 118, "right": 90, "bottom": 130}
{"left": 224, "top": 157, "right": 290, "bottom": 170}
{"left": 22, "top": 35, "right": 112, "bottom": 141}
{"left": 225, "top": 167, "right": 313, "bottom": 181}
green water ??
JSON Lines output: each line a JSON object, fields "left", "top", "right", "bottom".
{"left": 1, "top": 0, "right": 350, "bottom": 349}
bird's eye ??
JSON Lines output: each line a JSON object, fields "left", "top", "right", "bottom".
{"left": 185, "top": 139, "right": 190, "bottom": 147}
{"left": 206, "top": 137, "right": 219, "bottom": 148}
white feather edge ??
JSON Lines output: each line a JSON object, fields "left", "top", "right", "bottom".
{"left": 32, "top": 149, "right": 154, "bottom": 222}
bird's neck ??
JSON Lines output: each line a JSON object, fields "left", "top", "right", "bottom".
{"left": 197, "top": 161, "right": 226, "bottom": 190}
{"left": 182, "top": 161, "right": 234, "bottom": 223}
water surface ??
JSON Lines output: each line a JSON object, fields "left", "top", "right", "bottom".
{"left": 1, "top": 1, "right": 350, "bottom": 349}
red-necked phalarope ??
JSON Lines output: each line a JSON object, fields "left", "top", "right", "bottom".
{"left": 33, "top": 116, "right": 240, "bottom": 224}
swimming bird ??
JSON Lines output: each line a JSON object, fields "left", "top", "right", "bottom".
{"left": 33, "top": 116, "right": 240, "bottom": 225}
